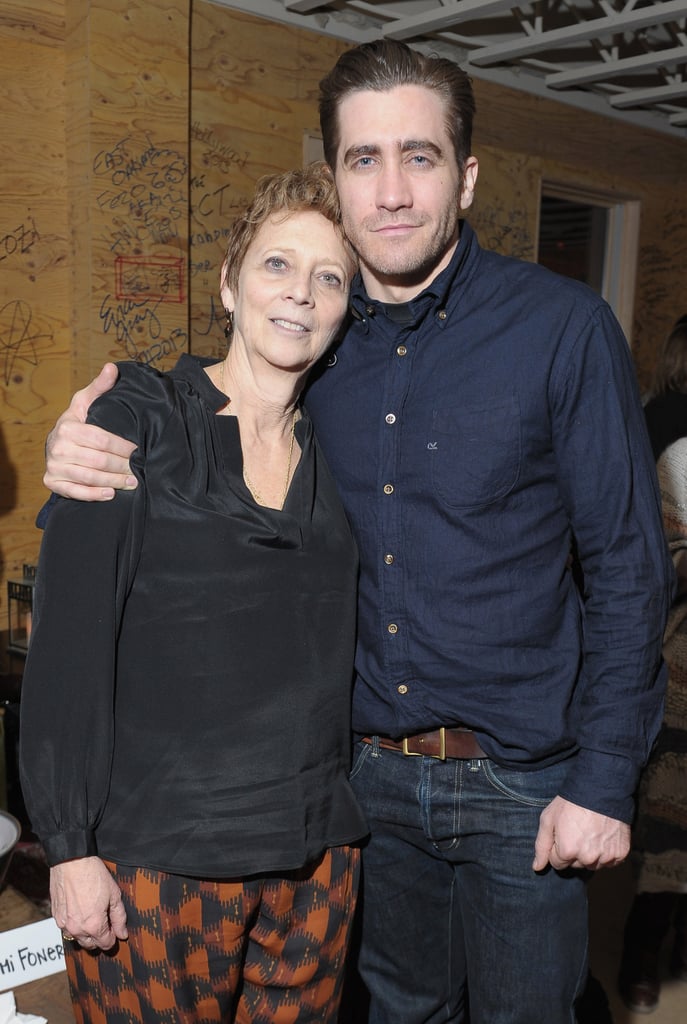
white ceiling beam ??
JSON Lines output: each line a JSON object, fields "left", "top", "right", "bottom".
{"left": 283, "top": 1, "right": 327, "bottom": 12}
{"left": 204, "top": 0, "right": 687, "bottom": 137}
{"left": 464, "top": 54, "right": 686, "bottom": 137}
{"left": 383, "top": 0, "right": 520, "bottom": 41}
{"left": 609, "top": 78, "right": 687, "bottom": 106}
{"left": 669, "top": 109, "right": 687, "bottom": 124}
{"left": 547, "top": 44, "right": 687, "bottom": 87}
{"left": 206, "top": 0, "right": 378, "bottom": 42}
{"left": 468, "top": 1, "right": 687, "bottom": 67}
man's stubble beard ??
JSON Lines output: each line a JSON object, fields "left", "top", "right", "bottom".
{"left": 348, "top": 210, "right": 461, "bottom": 294}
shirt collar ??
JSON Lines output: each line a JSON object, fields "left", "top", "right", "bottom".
{"left": 349, "top": 219, "right": 476, "bottom": 325}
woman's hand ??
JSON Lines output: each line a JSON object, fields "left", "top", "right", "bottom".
{"left": 44, "top": 362, "right": 137, "bottom": 500}
{"left": 50, "top": 856, "right": 128, "bottom": 950}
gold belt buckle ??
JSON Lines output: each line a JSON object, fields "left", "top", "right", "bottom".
{"left": 402, "top": 727, "right": 446, "bottom": 761}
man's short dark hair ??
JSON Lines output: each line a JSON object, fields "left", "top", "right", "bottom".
{"left": 319, "top": 39, "right": 476, "bottom": 173}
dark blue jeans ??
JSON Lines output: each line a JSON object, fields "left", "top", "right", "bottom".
{"left": 348, "top": 738, "right": 589, "bottom": 1024}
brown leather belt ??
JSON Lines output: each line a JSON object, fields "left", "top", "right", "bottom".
{"left": 361, "top": 726, "right": 485, "bottom": 761}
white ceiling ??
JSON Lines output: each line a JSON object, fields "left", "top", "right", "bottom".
{"left": 209, "top": 0, "right": 687, "bottom": 138}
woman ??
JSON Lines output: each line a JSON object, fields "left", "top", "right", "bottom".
{"left": 617, "top": 315, "right": 687, "bottom": 1014}
{"left": 19, "top": 163, "right": 366, "bottom": 1023}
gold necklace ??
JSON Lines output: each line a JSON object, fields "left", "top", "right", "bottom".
{"left": 243, "top": 410, "right": 297, "bottom": 510}
{"left": 219, "top": 360, "right": 298, "bottom": 510}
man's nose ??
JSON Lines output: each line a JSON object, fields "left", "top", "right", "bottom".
{"left": 375, "top": 162, "right": 413, "bottom": 210}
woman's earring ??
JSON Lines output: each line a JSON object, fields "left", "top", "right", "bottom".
{"left": 224, "top": 308, "right": 233, "bottom": 340}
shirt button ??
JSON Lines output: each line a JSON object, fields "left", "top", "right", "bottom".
{"left": 396, "top": 345, "right": 407, "bottom": 356}
{"left": 438, "top": 309, "right": 447, "bottom": 321}
{"left": 397, "top": 684, "right": 408, "bottom": 695}
{"left": 388, "top": 623, "right": 398, "bottom": 634}
{"left": 385, "top": 413, "right": 396, "bottom": 424}
{"left": 383, "top": 483, "right": 394, "bottom": 494}
{"left": 384, "top": 554, "right": 395, "bottom": 564}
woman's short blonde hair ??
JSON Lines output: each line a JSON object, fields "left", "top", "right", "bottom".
{"left": 222, "top": 161, "right": 356, "bottom": 294}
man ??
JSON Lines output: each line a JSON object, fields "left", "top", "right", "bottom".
{"left": 42, "top": 40, "right": 672, "bottom": 1024}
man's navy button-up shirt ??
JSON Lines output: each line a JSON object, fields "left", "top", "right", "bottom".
{"left": 305, "top": 221, "right": 673, "bottom": 823}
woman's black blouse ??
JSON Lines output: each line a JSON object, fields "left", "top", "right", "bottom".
{"left": 20, "top": 355, "right": 367, "bottom": 877}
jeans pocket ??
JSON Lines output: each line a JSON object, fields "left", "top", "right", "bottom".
{"left": 349, "top": 739, "right": 373, "bottom": 781}
{"left": 482, "top": 759, "right": 567, "bottom": 807}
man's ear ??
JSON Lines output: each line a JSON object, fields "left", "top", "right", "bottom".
{"left": 459, "top": 156, "right": 479, "bottom": 212}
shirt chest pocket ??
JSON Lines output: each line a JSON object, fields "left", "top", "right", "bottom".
{"left": 430, "top": 397, "right": 521, "bottom": 508}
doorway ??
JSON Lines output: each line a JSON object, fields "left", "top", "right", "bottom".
{"left": 537, "top": 184, "right": 640, "bottom": 343}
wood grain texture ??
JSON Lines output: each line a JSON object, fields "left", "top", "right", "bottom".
{"left": 189, "top": 4, "right": 349, "bottom": 360}
{"left": 470, "top": 145, "right": 539, "bottom": 262}
{"left": 472, "top": 77, "right": 687, "bottom": 188}
{"left": 0, "top": 0, "right": 64, "bottom": 45}
{"left": 66, "top": 0, "right": 191, "bottom": 387}
{"left": 471, "top": 76, "right": 687, "bottom": 375}
{"left": 0, "top": 0, "right": 191, "bottom": 653}
{"left": 0, "top": 23, "right": 69, "bottom": 645}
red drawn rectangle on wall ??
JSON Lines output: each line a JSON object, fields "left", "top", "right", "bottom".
{"left": 115, "top": 256, "right": 185, "bottom": 303}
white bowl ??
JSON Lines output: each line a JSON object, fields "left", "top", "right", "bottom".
{"left": 0, "top": 811, "right": 21, "bottom": 890}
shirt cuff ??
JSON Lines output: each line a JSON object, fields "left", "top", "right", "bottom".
{"left": 35, "top": 492, "right": 58, "bottom": 530}
{"left": 558, "top": 748, "right": 639, "bottom": 824}
{"left": 41, "top": 829, "right": 98, "bottom": 867}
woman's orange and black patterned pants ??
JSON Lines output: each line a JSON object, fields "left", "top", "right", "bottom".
{"left": 65, "top": 846, "right": 360, "bottom": 1023}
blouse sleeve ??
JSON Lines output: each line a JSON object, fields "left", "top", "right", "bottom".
{"left": 19, "top": 362, "right": 175, "bottom": 865}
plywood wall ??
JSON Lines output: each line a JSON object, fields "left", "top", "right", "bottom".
{"left": 470, "top": 77, "right": 687, "bottom": 384}
{"left": 0, "top": 1, "right": 70, "bottom": 664}
{"left": 0, "top": 0, "right": 191, "bottom": 666}
{"left": 1, "top": 0, "right": 686, "bottom": 665}
{"left": 65, "top": 0, "right": 191, "bottom": 384}
{"left": 188, "top": 2, "right": 349, "bottom": 360}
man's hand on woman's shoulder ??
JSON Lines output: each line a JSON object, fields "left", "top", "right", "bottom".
{"left": 44, "top": 362, "right": 138, "bottom": 500}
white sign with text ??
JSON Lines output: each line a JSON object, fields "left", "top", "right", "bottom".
{"left": 0, "top": 917, "right": 65, "bottom": 992}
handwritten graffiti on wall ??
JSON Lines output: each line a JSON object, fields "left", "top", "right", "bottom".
{"left": 92, "top": 132, "right": 189, "bottom": 365}
{"left": 99, "top": 292, "right": 188, "bottom": 366}
{"left": 0, "top": 209, "right": 55, "bottom": 399}
{"left": 0, "top": 299, "right": 51, "bottom": 387}
{"left": 193, "top": 294, "right": 226, "bottom": 340}
{"left": 189, "top": 174, "right": 243, "bottom": 259}
{"left": 189, "top": 167, "right": 248, "bottom": 350}
{"left": 0, "top": 217, "right": 40, "bottom": 264}
{"left": 94, "top": 132, "right": 187, "bottom": 257}
{"left": 471, "top": 199, "right": 534, "bottom": 261}
{"left": 115, "top": 256, "right": 185, "bottom": 303}
{"left": 191, "top": 123, "right": 249, "bottom": 176}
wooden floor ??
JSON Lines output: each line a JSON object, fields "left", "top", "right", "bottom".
{"left": 589, "top": 863, "right": 687, "bottom": 1024}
